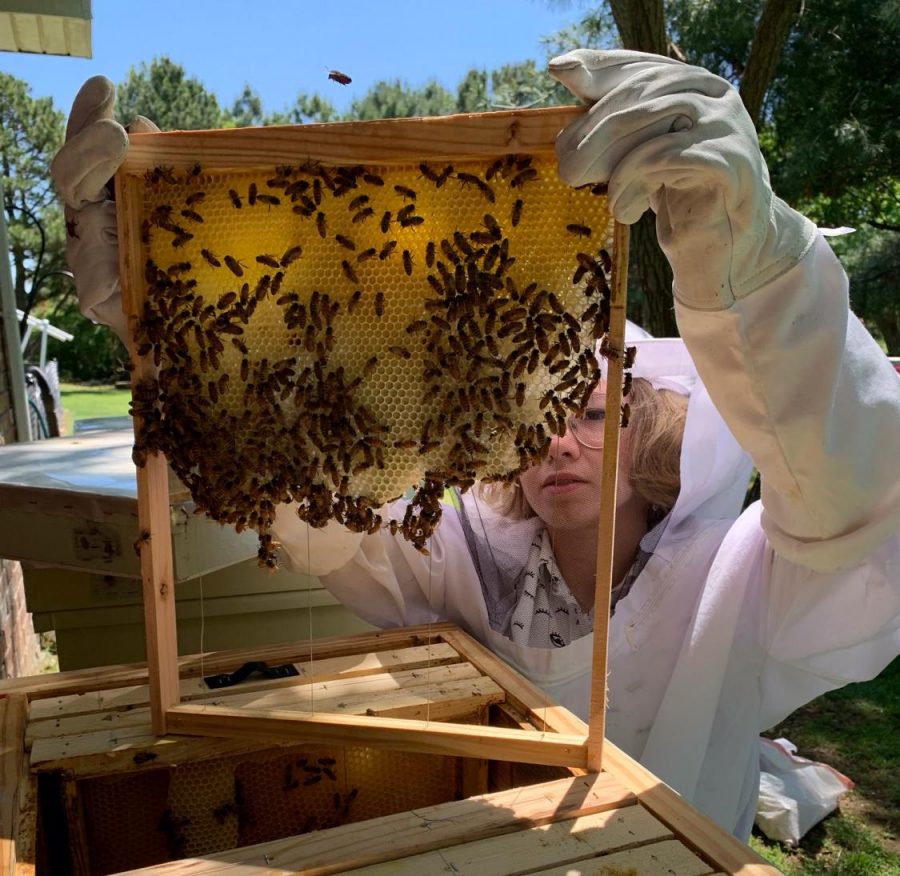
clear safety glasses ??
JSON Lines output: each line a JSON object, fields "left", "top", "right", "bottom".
{"left": 566, "top": 405, "right": 606, "bottom": 450}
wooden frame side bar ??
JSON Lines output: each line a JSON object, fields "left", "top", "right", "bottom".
{"left": 587, "top": 222, "right": 631, "bottom": 771}
{"left": 0, "top": 695, "right": 27, "bottom": 876}
{"left": 115, "top": 172, "right": 179, "bottom": 735}
{"left": 167, "top": 703, "right": 588, "bottom": 769}
{"left": 120, "top": 106, "right": 585, "bottom": 172}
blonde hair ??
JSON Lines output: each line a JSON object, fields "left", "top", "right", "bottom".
{"left": 478, "top": 377, "right": 687, "bottom": 520}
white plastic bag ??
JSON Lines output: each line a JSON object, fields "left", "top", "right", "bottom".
{"left": 755, "top": 737, "right": 854, "bottom": 845}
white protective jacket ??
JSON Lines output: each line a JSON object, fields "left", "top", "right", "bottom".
{"left": 274, "top": 234, "right": 900, "bottom": 838}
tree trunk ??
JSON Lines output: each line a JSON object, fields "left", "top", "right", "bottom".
{"left": 607, "top": 0, "right": 675, "bottom": 336}
{"left": 740, "top": 0, "right": 803, "bottom": 125}
{"left": 609, "top": 0, "right": 667, "bottom": 56}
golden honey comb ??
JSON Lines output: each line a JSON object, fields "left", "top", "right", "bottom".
{"left": 128, "top": 151, "right": 614, "bottom": 563}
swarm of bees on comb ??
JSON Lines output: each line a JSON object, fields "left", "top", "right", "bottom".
{"left": 128, "top": 153, "right": 618, "bottom": 567}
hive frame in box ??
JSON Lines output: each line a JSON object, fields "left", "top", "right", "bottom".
{"left": 114, "top": 106, "right": 630, "bottom": 772}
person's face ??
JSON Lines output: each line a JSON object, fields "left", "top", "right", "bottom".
{"left": 519, "top": 386, "right": 637, "bottom": 532}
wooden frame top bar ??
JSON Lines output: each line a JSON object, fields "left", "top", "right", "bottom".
{"left": 119, "top": 105, "right": 585, "bottom": 172}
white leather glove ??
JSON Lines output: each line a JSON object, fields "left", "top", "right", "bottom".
{"left": 549, "top": 49, "right": 817, "bottom": 311}
{"left": 50, "top": 76, "right": 159, "bottom": 343}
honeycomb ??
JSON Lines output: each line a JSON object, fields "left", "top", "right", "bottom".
{"left": 129, "top": 154, "right": 615, "bottom": 563}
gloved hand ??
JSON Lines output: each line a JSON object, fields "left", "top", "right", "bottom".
{"left": 50, "top": 76, "right": 159, "bottom": 342}
{"left": 549, "top": 49, "right": 816, "bottom": 311}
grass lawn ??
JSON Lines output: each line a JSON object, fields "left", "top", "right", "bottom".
{"left": 59, "top": 382, "right": 131, "bottom": 434}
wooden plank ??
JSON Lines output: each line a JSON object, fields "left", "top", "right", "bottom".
{"left": 30, "top": 733, "right": 291, "bottom": 777}
{"left": 120, "top": 107, "right": 585, "bottom": 175}
{"left": 28, "top": 641, "right": 462, "bottom": 721}
{"left": 602, "top": 740, "right": 783, "bottom": 876}
{"left": 529, "top": 839, "right": 713, "bottom": 876}
{"left": 587, "top": 221, "right": 630, "bottom": 772}
{"left": 0, "top": 623, "right": 458, "bottom": 699}
{"left": 0, "top": 696, "right": 26, "bottom": 876}
{"left": 458, "top": 706, "right": 489, "bottom": 798}
{"left": 116, "top": 171, "right": 181, "bottom": 736}
{"left": 167, "top": 704, "right": 588, "bottom": 768}
{"left": 12, "top": 755, "right": 35, "bottom": 876}
{"left": 112, "top": 772, "right": 635, "bottom": 875}
{"left": 61, "top": 779, "right": 91, "bottom": 876}
{"left": 439, "top": 628, "right": 586, "bottom": 736}
{"left": 343, "top": 806, "right": 672, "bottom": 875}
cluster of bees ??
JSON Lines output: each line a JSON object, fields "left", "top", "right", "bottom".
{"left": 129, "top": 153, "right": 616, "bottom": 566}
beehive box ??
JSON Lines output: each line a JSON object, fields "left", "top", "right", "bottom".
{"left": 0, "top": 624, "right": 780, "bottom": 875}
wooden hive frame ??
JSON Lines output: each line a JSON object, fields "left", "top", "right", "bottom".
{"left": 113, "top": 106, "right": 630, "bottom": 771}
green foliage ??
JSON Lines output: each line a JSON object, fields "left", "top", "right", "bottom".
{"left": 765, "top": 0, "right": 899, "bottom": 232}
{"left": 47, "top": 295, "right": 126, "bottom": 382}
{"left": 0, "top": 72, "right": 67, "bottom": 320}
{"left": 221, "top": 84, "right": 266, "bottom": 128}
{"left": 283, "top": 93, "right": 338, "bottom": 124}
{"left": 346, "top": 79, "right": 457, "bottom": 120}
{"left": 115, "top": 57, "right": 221, "bottom": 130}
{"left": 490, "top": 59, "right": 572, "bottom": 109}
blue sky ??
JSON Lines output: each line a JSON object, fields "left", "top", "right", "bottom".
{"left": 2, "top": 0, "right": 594, "bottom": 118}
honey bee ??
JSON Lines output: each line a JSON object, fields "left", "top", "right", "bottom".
{"left": 394, "top": 184, "right": 416, "bottom": 200}
{"left": 341, "top": 259, "right": 359, "bottom": 283}
{"left": 399, "top": 213, "right": 424, "bottom": 228}
{"left": 511, "top": 198, "right": 524, "bottom": 227}
{"left": 257, "top": 193, "right": 280, "bottom": 206}
{"left": 623, "top": 346, "right": 637, "bottom": 369}
{"left": 228, "top": 189, "right": 242, "bottom": 209}
{"left": 363, "top": 172, "right": 385, "bottom": 186}
{"left": 424, "top": 240, "right": 436, "bottom": 268}
{"left": 598, "top": 248, "right": 613, "bottom": 273}
{"left": 281, "top": 245, "right": 303, "bottom": 266}
{"left": 402, "top": 250, "right": 413, "bottom": 275}
{"left": 247, "top": 182, "right": 258, "bottom": 206}
{"left": 419, "top": 163, "right": 440, "bottom": 184}
{"left": 485, "top": 157, "right": 504, "bottom": 180}
{"left": 620, "top": 403, "right": 631, "bottom": 428}
{"left": 316, "top": 211, "right": 328, "bottom": 238}
{"left": 180, "top": 208, "right": 204, "bottom": 223}
{"left": 347, "top": 289, "right": 363, "bottom": 313}
{"left": 352, "top": 206, "right": 374, "bottom": 224}
{"left": 223, "top": 255, "right": 245, "bottom": 277}
{"left": 218, "top": 291, "right": 237, "bottom": 309}
{"left": 335, "top": 234, "right": 356, "bottom": 251}
{"left": 185, "top": 191, "right": 206, "bottom": 206}
{"left": 357, "top": 246, "right": 377, "bottom": 262}
{"left": 349, "top": 194, "right": 369, "bottom": 211}
{"left": 566, "top": 222, "right": 592, "bottom": 238}
{"left": 171, "top": 230, "right": 194, "bottom": 248}
{"left": 380, "top": 211, "right": 392, "bottom": 233}
{"left": 132, "top": 529, "right": 151, "bottom": 556}
{"left": 200, "top": 249, "right": 221, "bottom": 268}
{"left": 510, "top": 167, "right": 538, "bottom": 188}
{"left": 312, "top": 178, "right": 323, "bottom": 205}
{"left": 256, "top": 254, "right": 280, "bottom": 269}
{"left": 379, "top": 240, "right": 397, "bottom": 261}
{"left": 374, "top": 291, "right": 385, "bottom": 317}
{"left": 437, "top": 164, "right": 454, "bottom": 187}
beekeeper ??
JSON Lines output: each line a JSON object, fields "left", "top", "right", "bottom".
{"left": 51, "top": 50, "right": 900, "bottom": 839}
